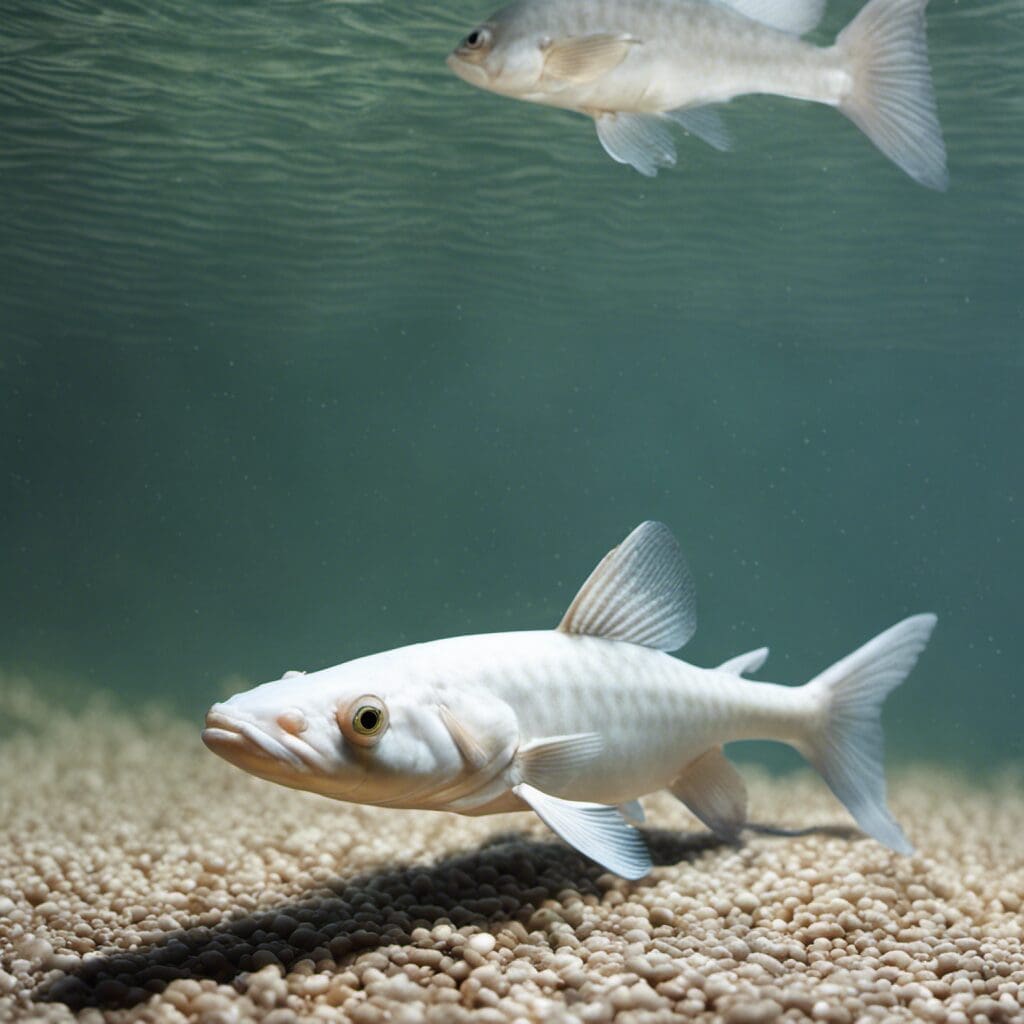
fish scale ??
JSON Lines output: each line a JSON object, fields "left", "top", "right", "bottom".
{"left": 204, "top": 521, "right": 936, "bottom": 879}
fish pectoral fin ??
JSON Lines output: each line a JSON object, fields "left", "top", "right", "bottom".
{"left": 558, "top": 520, "right": 696, "bottom": 649}
{"left": 513, "top": 782, "right": 652, "bottom": 879}
{"left": 541, "top": 34, "right": 638, "bottom": 84}
{"left": 670, "top": 747, "right": 748, "bottom": 840}
{"left": 438, "top": 703, "right": 491, "bottom": 771}
{"left": 665, "top": 106, "right": 733, "bottom": 152}
{"left": 517, "top": 732, "right": 604, "bottom": 791}
{"left": 717, "top": 646, "right": 769, "bottom": 676}
{"left": 618, "top": 798, "right": 645, "bottom": 824}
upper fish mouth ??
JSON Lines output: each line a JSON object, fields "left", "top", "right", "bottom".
{"left": 202, "top": 707, "right": 318, "bottom": 772}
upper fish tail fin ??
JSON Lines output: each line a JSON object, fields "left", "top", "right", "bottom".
{"left": 834, "top": 0, "right": 947, "bottom": 190}
{"left": 798, "top": 614, "right": 937, "bottom": 854}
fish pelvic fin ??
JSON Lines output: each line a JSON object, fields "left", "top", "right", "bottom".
{"left": 592, "top": 112, "right": 678, "bottom": 178}
{"left": 834, "top": 0, "right": 947, "bottom": 190}
{"left": 798, "top": 613, "right": 937, "bottom": 854}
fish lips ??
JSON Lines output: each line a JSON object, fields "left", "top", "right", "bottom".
{"left": 446, "top": 51, "right": 492, "bottom": 89}
{"left": 203, "top": 706, "right": 316, "bottom": 774}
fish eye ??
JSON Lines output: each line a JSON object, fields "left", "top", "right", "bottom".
{"left": 355, "top": 706, "right": 382, "bottom": 734}
{"left": 464, "top": 27, "right": 491, "bottom": 50}
{"left": 338, "top": 694, "right": 388, "bottom": 747}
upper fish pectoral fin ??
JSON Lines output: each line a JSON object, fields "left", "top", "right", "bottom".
{"left": 513, "top": 782, "right": 652, "bottom": 879}
{"left": 669, "top": 746, "right": 748, "bottom": 840}
{"left": 541, "top": 34, "right": 639, "bottom": 85}
{"left": 717, "top": 647, "right": 769, "bottom": 676}
{"left": 666, "top": 106, "right": 733, "bottom": 153}
{"left": 558, "top": 520, "right": 696, "bottom": 650}
{"left": 517, "top": 732, "right": 604, "bottom": 792}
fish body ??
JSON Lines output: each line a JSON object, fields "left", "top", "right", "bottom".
{"left": 447, "top": 0, "right": 947, "bottom": 188}
{"left": 204, "top": 522, "right": 936, "bottom": 878}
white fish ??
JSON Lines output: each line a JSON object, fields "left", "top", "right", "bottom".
{"left": 203, "top": 522, "right": 936, "bottom": 878}
{"left": 447, "top": 0, "right": 947, "bottom": 188}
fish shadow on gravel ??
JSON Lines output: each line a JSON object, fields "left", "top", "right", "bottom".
{"left": 34, "top": 824, "right": 852, "bottom": 1011}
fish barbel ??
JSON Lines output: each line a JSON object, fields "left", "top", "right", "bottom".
{"left": 203, "top": 522, "right": 936, "bottom": 878}
{"left": 447, "top": 0, "right": 947, "bottom": 188}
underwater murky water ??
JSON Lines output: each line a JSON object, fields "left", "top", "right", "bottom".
{"left": 2, "top": 0, "right": 1021, "bottom": 774}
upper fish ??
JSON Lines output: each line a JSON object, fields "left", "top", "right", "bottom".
{"left": 446, "top": 0, "right": 948, "bottom": 188}
{"left": 203, "top": 522, "right": 936, "bottom": 878}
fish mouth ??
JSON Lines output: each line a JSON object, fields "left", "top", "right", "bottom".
{"left": 202, "top": 707, "right": 320, "bottom": 773}
{"left": 446, "top": 52, "right": 492, "bottom": 88}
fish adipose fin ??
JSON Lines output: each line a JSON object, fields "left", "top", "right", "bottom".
{"left": 717, "top": 646, "right": 769, "bottom": 676}
{"left": 799, "top": 613, "right": 937, "bottom": 853}
{"left": 513, "top": 782, "right": 652, "bottom": 879}
{"left": 559, "top": 520, "right": 696, "bottom": 649}
{"left": 542, "top": 34, "right": 638, "bottom": 84}
{"left": 715, "top": 0, "right": 826, "bottom": 36}
{"left": 666, "top": 107, "right": 733, "bottom": 152}
{"left": 593, "top": 112, "right": 678, "bottom": 177}
{"left": 670, "top": 746, "right": 748, "bottom": 839}
{"left": 834, "top": 0, "right": 947, "bottom": 190}
{"left": 518, "top": 732, "right": 604, "bottom": 791}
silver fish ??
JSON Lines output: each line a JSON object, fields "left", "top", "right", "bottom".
{"left": 203, "top": 522, "right": 936, "bottom": 878}
{"left": 447, "top": 0, "right": 947, "bottom": 188}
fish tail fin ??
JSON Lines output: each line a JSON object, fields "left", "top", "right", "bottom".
{"left": 797, "top": 614, "right": 937, "bottom": 853}
{"left": 834, "top": 0, "right": 947, "bottom": 190}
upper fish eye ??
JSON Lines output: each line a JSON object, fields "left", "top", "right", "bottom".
{"left": 338, "top": 694, "right": 388, "bottom": 747}
{"left": 464, "top": 27, "right": 490, "bottom": 50}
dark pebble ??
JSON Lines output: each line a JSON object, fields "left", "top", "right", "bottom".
{"left": 291, "top": 928, "right": 324, "bottom": 951}
{"left": 272, "top": 914, "right": 299, "bottom": 938}
{"left": 93, "top": 979, "right": 128, "bottom": 1005}
{"left": 199, "top": 949, "right": 231, "bottom": 975}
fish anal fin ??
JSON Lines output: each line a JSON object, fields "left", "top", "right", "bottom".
{"left": 666, "top": 106, "right": 733, "bottom": 152}
{"left": 558, "top": 521, "right": 696, "bottom": 649}
{"left": 670, "top": 747, "right": 748, "bottom": 839}
{"left": 717, "top": 646, "right": 769, "bottom": 676}
{"left": 517, "top": 732, "right": 604, "bottom": 792}
{"left": 514, "top": 783, "right": 652, "bottom": 879}
{"left": 542, "top": 34, "right": 638, "bottom": 84}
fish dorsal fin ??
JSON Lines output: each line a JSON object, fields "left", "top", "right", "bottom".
{"left": 542, "top": 34, "right": 638, "bottom": 84}
{"left": 514, "top": 783, "right": 652, "bottom": 879}
{"left": 714, "top": 0, "right": 825, "bottom": 36}
{"left": 559, "top": 521, "right": 696, "bottom": 651}
{"left": 717, "top": 647, "right": 769, "bottom": 676}
{"left": 669, "top": 747, "right": 748, "bottom": 840}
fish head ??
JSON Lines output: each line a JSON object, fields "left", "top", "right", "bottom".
{"left": 202, "top": 649, "right": 516, "bottom": 807}
{"left": 447, "top": 3, "right": 548, "bottom": 97}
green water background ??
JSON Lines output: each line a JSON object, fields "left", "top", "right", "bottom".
{"left": 2, "top": 0, "right": 1021, "bottom": 770}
